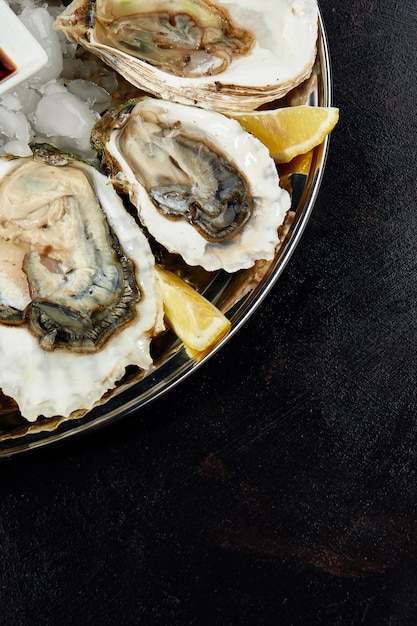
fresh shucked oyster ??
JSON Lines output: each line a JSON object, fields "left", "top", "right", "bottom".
{"left": 55, "top": 0, "right": 319, "bottom": 112}
{"left": 0, "top": 146, "right": 164, "bottom": 421}
{"left": 91, "top": 97, "right": 291, "bottom": 273}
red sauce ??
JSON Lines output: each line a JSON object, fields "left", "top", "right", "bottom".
{"left": 0, "top": 49, "right": 16, "bottom": 82}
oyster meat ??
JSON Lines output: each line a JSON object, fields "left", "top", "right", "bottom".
{"left": 91, "top": 97, "right": 291, "bottom": 273}
{"left": 0, "top": 146, "right": 164, "bottom": 421}
{"left": 55, "top": 0, "right": 319, "bottom": 112}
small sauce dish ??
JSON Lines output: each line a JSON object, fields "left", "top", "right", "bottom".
{"left": 0, "top": 0, "right": 48, "bottom": 95}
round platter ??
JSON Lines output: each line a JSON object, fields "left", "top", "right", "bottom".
{"left": 0, "top": 9, "right": 333, "bottom": 458}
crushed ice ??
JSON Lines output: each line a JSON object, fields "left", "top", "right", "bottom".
{"left": 0, "top": 1, "right": 115, "bottom": 161}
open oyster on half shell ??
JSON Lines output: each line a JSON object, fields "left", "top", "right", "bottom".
{"left": 55, "top": 0, "right": 319, "bottom": 112}
{"left": 0, "top": 146, "right": 164, "bottom": 422}
{"left": 91, "top": 96, "right": 291, "bottom": 273}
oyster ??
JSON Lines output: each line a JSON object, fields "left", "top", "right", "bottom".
{"left": 55, "top": 0, "right": 319, "bottom": 112}
{"left": 0, "top": 146, "right": 164, "bottom": 421}
{"left": 91, "top": 96, "right": 291, "bottom": 273}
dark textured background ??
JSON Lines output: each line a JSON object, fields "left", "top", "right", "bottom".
{"left": 2, "top": 1, "right": 417, "bottom": 624}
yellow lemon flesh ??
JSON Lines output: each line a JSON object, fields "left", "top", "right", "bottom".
{"left": 155, "top": 266, "right": 231, "bottom": 359}
{"left": 229, "top": 105, "right": 339, "bottom": 163}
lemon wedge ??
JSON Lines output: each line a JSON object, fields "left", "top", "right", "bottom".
{"left": 229, "top": 105, "right": 339, "bottom": 163}
{"left": 155, "top": 266, "right": 231, "bottom": 358}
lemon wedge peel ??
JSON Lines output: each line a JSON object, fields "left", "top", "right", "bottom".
{"left": 229, "top": 105, "right": 339, "bottom": 164}
{"left": 155, "top": 266, "right": 231, "bottom": 359}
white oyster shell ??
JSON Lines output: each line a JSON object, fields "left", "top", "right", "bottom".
{"left": 0, "top": 152, "right": 164, "bottom": 421}
{"left": 91, "top": 97, "right": 291, "bottom": 273}
{"left": 55, "top": 0, "right": 319, "bottom": 112}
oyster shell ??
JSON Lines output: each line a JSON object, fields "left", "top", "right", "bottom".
{"left": 55, "top": 0, "right": 319, "bottom": 112}
{"left": 91, "top": 96, "right": 291, "bottom": 273}
{"left": 0, "top": 146, "right": 164, "bottom": 421}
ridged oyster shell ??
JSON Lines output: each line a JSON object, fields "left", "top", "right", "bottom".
{"left": 55, "top": 0, "right": 319, "bottom": 112}
{"left": 0, "top": 146, "right": 164, "bottom": 421}
{"left": 91, "top": 96, "right": 291, "bottom": 273}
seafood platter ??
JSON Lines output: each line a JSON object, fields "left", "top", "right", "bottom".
{"left": 0, "top": 0, "right": 332, "bottom": 456}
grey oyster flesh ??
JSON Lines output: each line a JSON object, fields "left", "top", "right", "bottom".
{"left": 92, "top": 0, "right": 253, "bottom": 78}
{"left": 0, "top": 156, "right": 139, "bottom": 352}
{"left": 111, "top": 112, "right": 253, "bottom": 242}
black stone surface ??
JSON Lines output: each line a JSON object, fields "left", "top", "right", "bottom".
{"left": 2, "top": 1, "right": 417, "bottom": 624}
